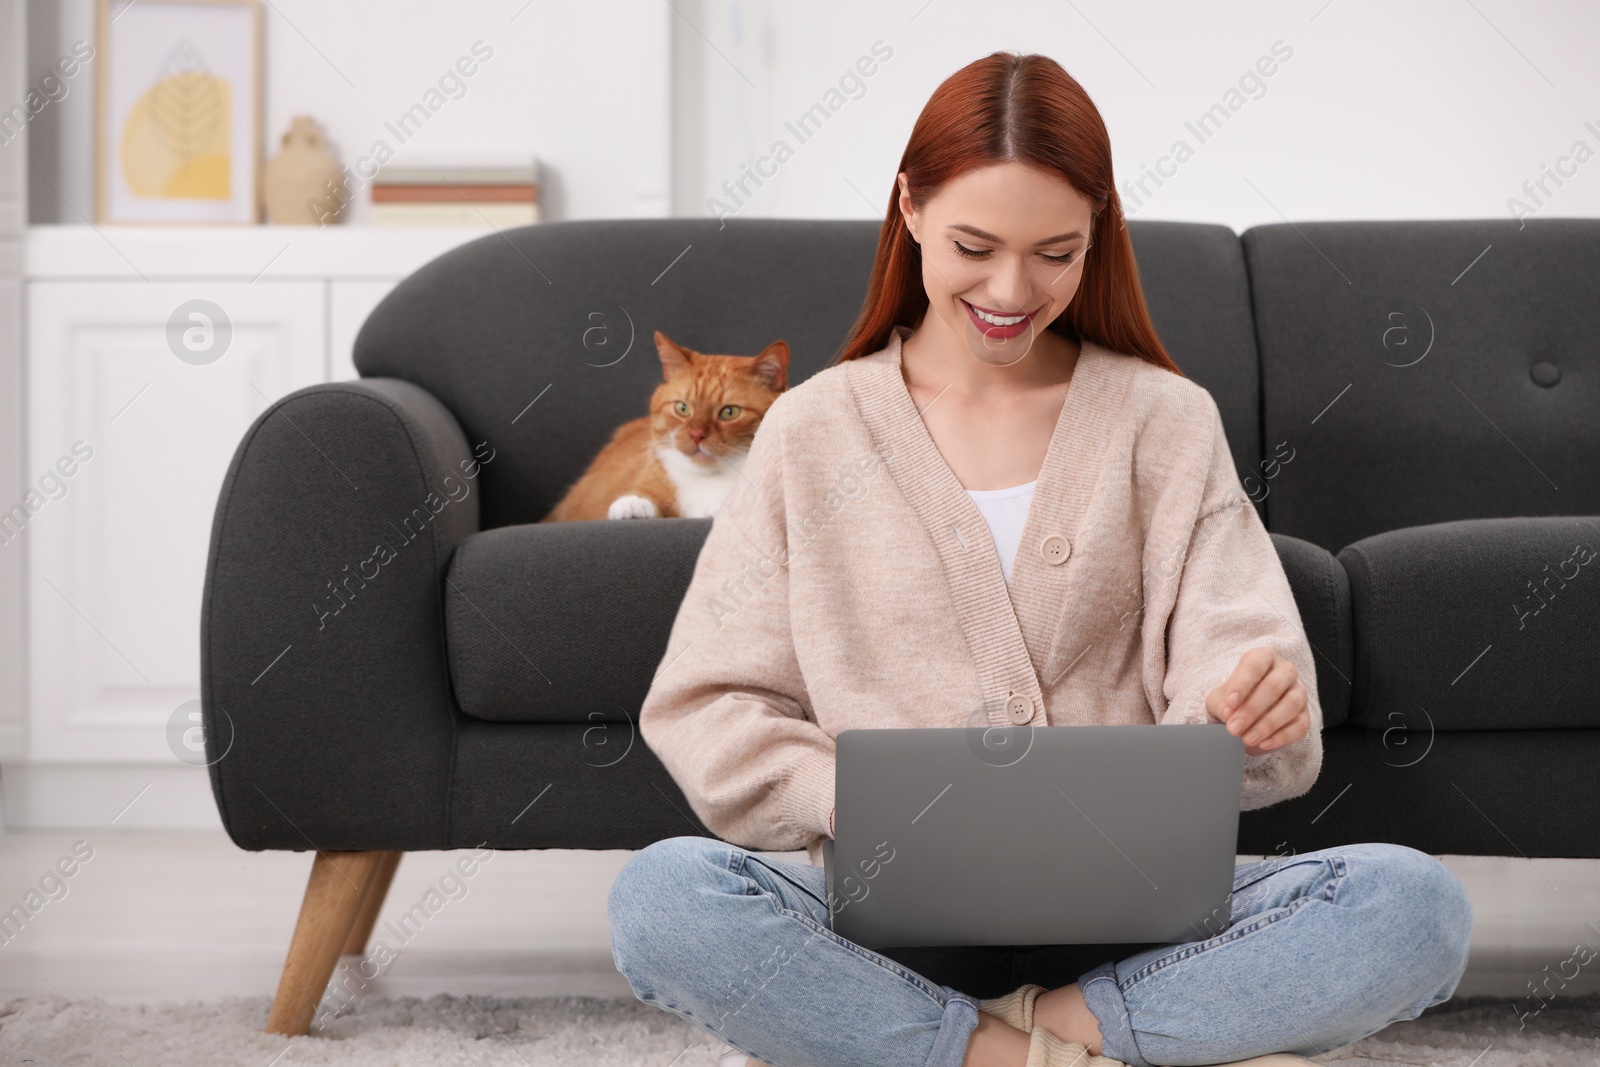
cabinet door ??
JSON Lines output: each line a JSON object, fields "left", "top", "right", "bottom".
{"left": 24, "top": 281, "right": 326, "bottom": 762}
{"left": 329, "top": 279, "right": 401, "bottom": 382}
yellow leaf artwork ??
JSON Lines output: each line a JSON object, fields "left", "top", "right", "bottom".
{"left": 121, "top": 44, "right": 232, "bottom": 200}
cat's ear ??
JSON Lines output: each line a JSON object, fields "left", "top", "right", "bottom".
{"left": 655, "top": 330, "right": 694, "bottom": 380}
{"left": 749, "top": 340, "right": 790, "bottom": 392}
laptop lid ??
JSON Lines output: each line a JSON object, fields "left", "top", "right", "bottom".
{"left": 824, "top": 723, "right": 1245, "bottom": 949}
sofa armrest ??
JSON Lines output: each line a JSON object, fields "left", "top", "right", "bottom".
{"left": 1269, "top": 531, "right": 1354, "bottom": 728}
{"left": 201, "top": 378, "right": 486, "bottom": 851}
{"left": 1338, "top": 515, "right": 1600, "bottom": 732}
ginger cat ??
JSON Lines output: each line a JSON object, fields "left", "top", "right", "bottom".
{"left": 540, "top": 331, "right": 790, "bottom": 522}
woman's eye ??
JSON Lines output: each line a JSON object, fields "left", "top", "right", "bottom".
{"left": 951, "top": 241, "right": 1078, "bottom": 266}
{"left": 719, "top": 405, "right": 741, "bottom": 419}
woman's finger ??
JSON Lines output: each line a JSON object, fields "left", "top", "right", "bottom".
{"left": 1245, "top": 689, "right": 1311, "bottom": 754}
{"left": 1241, "top": 680, "right": 1305, "bottom": 746}
{"left": 1227, "top": 657, "right": 1298, "bottom": 736}
{"left": 1214, "top": 647, "right": 1279, "bottom": 720}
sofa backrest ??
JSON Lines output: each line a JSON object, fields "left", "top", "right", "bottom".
{"left": 1245, "top": 217, "right": 1600, "bottom": 553}
{"left": 353, "top": 218, "right": 1264, "bottom": 530}
{"left": 354, "top": 216, "right": 1598, "bottom": 549}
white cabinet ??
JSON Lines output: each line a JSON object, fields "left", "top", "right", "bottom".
{"left": 5, "top": 225, "right": 490, "bottom": 827}
{"left": 26, "top": 282, "right": 325, "bottom": 762}
{"left": 330, "top": 280, "right": 401, "bottom": 382}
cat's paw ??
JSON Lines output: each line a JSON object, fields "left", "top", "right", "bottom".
{"left": 608, "top": 494, "right": 660, "bottom": 519}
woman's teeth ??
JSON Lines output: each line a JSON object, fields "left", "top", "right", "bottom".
{"left": 966, "top": 301, "right": 1028, "bottom": 326}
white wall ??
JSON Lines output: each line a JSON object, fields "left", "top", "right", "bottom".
{"left": 26, "top": 0, "right": 672, "bottom": 222}
{"left": 26, "top": 0, "right": 1600, "bottom": 227}
{"left": 673, "top": 0, "right": 1600, "bottom": 227}
{"left": 1, "top": 0, "right": 24, "bottom": 761}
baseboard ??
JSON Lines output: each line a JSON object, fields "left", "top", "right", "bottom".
{"left": 0, "top": 762, "right": 224, "bottom": 831}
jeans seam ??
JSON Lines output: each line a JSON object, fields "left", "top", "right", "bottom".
{"left": 764, "top": 857, "right": 834, "bottom": 913}
{"left": 770, "top": 897, "right": 950, "bottom": 1004}
{"left": 729, "top": 845, "right": 949, "bottom": 1005}
{"left": 925, "top": 993, "right": 981, "bottom": 1067}
{"left": 1122, "top": 854, "right": 1346, "bottom": 988}
{"left": 1080, "top": 971, "right": 1145, "bottom": 1067}
{"left": 1326, "top": 854, "right": 1348, "bottom": 905}
{"left": 1231, "top": 853, "right": 1311, "bottom": 894}
{"left": 642, "top": 991, "right": 762, "bottom": 1057}
{"left": 1121, "top": 899, "right": 1307, "bottom": 985}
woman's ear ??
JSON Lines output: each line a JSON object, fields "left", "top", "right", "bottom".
{"left": 896, "top": 172, "right": 918, "bottom": 244}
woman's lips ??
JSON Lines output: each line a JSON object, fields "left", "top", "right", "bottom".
{"left": 962, "top": 298, "right": 1039, "bottom": 339}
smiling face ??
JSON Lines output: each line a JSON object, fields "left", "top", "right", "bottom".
{"left": 897, "top": 161, "right": 1095, "bottom": 365}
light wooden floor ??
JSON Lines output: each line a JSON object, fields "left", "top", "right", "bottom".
{"left": 1, "top": 831, "right": 1595, "bottom": 1005}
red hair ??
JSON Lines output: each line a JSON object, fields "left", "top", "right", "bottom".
{"left": 829, "top": 51, "right": 1183, "bottom": 376}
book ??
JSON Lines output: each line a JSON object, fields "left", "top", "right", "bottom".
{"left": 376, "top": 154, "right": 539, "bottom": 187}
{"left": 371, "top": 202, "right": 540, "bottom": 227}
{"left": 378, "top": 166, "right": 537, "bottom": 184}
{"left": 371, "top": 183, "right": 538, "bottom": 203}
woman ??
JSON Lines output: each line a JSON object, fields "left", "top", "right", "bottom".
{"left": 609, "top": 52, "right": 1472, "bottom": 1067}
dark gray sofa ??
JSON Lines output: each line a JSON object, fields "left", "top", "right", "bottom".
{"left": 200, "top": 217, "right": 1600, "bottom": 1034}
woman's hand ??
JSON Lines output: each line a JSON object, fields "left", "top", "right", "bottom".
{"left": 1206, "top": 647, "right": 1311, "bottom": 757}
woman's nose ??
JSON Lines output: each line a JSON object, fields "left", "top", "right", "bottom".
{"left": 987, "top": 258, "right": 1032, "bottom": 310}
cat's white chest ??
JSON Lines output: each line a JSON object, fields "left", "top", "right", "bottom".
{"left": 655, "top": 445, "right": 745, "bottom": 518}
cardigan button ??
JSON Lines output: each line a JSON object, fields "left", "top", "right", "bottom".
{"left": 1005, "top": 692, "right": 1035, "bottom": 724}
{"left": 1040, "top": 533, "right": 1071, "bottom": 565}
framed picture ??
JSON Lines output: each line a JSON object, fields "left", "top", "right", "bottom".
{"left": 95, "top": 0, "right": 262, "bottom": 224}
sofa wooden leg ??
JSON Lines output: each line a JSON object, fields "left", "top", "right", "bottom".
{"left": 266, "top": 850, "right": 391, "bottom": 1036}
{"left": 341, "top": 851, "right": 402, "bottom": 956}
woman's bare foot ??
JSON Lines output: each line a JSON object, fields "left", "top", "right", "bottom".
{"left": 961, "top": 1008, "right": 1033, "bottom": 1066}
{"left": 1030, "top": 982, "right": 1105, "bottom": 1055}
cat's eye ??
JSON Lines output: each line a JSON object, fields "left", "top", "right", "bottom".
{"left": 672, "top": 400, "right": 689, "bottom": 416}
{"left": 952, "top": 240, "right": 1079, "bottom": 266}
{"left": 718, "top": 405, "right": 741, "bottom": 420}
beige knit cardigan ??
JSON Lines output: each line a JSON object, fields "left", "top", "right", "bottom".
{"left": 639, "top": 324, "right": 1323, "bottom": 868}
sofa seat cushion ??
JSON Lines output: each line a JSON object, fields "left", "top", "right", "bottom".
{"left": 446, "top": 520, "right": 1360, "bottom": 732}
{"left": 444, "top": 517, "right": 711, "bottom": 723}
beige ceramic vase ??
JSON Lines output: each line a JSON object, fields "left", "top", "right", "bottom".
{"left": 262, "top": 116, "right": 345, "bottom": 225}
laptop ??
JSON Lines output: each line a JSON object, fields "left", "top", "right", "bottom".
{"left": 821, "top": 723, "right": 1246, "bottom": 948}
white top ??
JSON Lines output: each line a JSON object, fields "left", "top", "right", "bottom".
{"left": 965, "top": 479, "right": 1038, "bottom": 583}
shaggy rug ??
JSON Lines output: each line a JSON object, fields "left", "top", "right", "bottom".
{"left": 0, "top": 990, "right": 1594, "bottom": 1066}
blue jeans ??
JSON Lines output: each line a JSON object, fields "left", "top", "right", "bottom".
{"left": 608, "top": 836, "right": 1472, "bottom": 1067}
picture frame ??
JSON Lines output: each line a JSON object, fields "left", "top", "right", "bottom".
{"left": 94, "top": 0, "right": 263, "bottom": 224}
